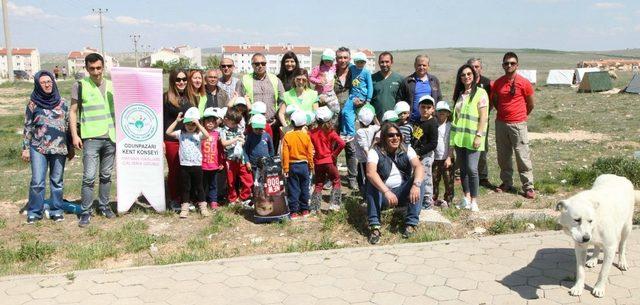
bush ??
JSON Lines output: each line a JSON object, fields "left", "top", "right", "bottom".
{"left": 562, "top": 156, "right": 640, "bottom": 188}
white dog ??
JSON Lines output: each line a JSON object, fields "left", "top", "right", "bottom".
{"left": 556, "top": 174, "right": 637, "bottom": 298}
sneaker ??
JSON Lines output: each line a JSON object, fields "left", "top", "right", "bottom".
{"left": 524, "top": 189, "right": 536, "bottom": 199}
{"left": 170, "top": 201, "right": 181, "bottom": 212}
{"left": 402, "top": 225, "right": 417, "bottom": 239}
{"left": 209, "top": 202, "right": 219, "bottom": 209}
{"left": 310, "top": 192, "right": 322, "bottom": 211}
{"left": 301, "top": 210, "right": 311, "bottom": 218}
{"left": 323, "top": 180, "right": 332, "bottom": 190}
{"left": 290, "top": 212, "right": 300, "bottom": 220}
{"left": 457, "top": 198, "right": 470, "bottom": 210}
{"left": 241, "top": 199, "right": 253, "bottom": 208}
{"left": 179, "top": 203, "right": 190, "bottom": 218}
{"left": 495, "top": 183, "right": 515, "bottom": 193}
{"left": 329, "top": 204, "right": 341, "bottom": 211}
{"left": 198, "top": 202, "right": 211, "bottom": 217}
{"left": 470, "top": 201, "right": 480, "bottom": 212}
{"left": 348, "top": 179, "right": 359, "bottom": 190}
{"left": 78, "top": 213, "right": 91, "bottom": 228}
{"left": 26, "top": 216, "right": 39, "bottom": 224}
{"left": 368, "top": 228, "right": 381, "bottom": 245}
{"left": 440, "top": 200, "right": 449, "bottom": 208}
{"left": 329, "top": 188, "right": 342, "bottom": 210}
{"left": 51, "top": 214, "right": 64, "bottom": 222}
{"left": 98, "top": 208, "right": 116, "bottom": 219}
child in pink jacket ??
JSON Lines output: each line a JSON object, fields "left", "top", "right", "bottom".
{"left": 309, "top": 49, "right": 340, "bottom": 114}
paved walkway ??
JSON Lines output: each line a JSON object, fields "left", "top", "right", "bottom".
{"left": 1, "top": 230, "right": 639, "bottom": 305}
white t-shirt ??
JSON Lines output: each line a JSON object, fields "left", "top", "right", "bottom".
{"left": 174, "top": 130, "right": 203, "bottom": 166}
{"left": 355, "top": 125, "right": 380, "bottom": 163}
{"left": 434, "top": 121, "right": 451, "bottom": 160}
{"left": 367, "top": 147, "right": 418, "bottom": 189}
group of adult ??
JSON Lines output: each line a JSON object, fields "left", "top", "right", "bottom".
{"left": 21, "top": 49, "right": 536, "bottom": 236}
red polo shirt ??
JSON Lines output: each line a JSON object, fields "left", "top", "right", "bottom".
{"left": 492, "top": 74, "right": 534, "bottom": 123}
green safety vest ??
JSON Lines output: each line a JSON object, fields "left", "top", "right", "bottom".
{"left": 197, "top": 95, "right": 208, "bottom": 116}
{"left": 281, "top": 88, "right": 318, "bottom": 113}
{"left": 450, "top": 87, "right": 488, "bottom": 151}
{"left": 242, "top": 73, "right": 279, "bottom": 109}
{"left": 79, "top": 77, "right": 115, "bottom": 141}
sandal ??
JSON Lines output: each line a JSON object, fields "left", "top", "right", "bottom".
{"left": 402, "top": 225, "right": 417, "bottom": 239}
{"left": 368, "top": 228, "right": 381, "bottom": 245}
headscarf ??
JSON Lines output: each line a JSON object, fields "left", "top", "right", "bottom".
{"left": 30, "top": 70, "right": 61, "bottom": 110}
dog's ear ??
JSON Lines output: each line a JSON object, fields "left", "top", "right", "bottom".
{"left": 555, "top": 200, "right": 567, "bottom": 212}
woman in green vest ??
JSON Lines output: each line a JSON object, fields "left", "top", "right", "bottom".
{"left": 277, "top": 68, "right": 319, "bottom": 129}
{"left": 188, "top": 69, "right": 207, "bottom": 113}
{"left": 449, "top": 64, "right": 489, "bottom": 212}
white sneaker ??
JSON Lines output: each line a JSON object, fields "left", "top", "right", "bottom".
{"left": 470, "top": 201, "right": 480, "bottom": 212}
{"left": 457, "top": 198, "right": 470, "bottom": 210}
{"left": 329, "top": 204, "right": 341, "bottom": 211}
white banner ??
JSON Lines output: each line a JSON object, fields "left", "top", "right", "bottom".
{"left": 112, "top": 67, "right": 165, "bottom": 213}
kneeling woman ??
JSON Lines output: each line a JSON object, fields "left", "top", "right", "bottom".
{"left": 365, "top": 123, "right": 424, "bottom": 244}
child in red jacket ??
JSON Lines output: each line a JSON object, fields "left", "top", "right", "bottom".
{"left": 309, "top": 106, "right": 345, "bottom": 211}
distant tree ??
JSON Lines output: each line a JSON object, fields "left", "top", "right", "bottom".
{"left": 205, "top": 55, "right": 221, "bottom": 69}
{"left": 151, "top": 58, "right": 194, "bottom": 73}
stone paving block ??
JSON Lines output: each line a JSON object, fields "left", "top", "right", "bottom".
{"left": 543, "top": 288, "right": 580, "bottom": 304}
{"left": 323, "top": 257, "right": 349, "bottom": 268}
{"left": 222, "top": 266, "right": 253, "bottom": 277}
{"left": 83, "top": 294, "right": 117, "bottom": 305}
{"left": 371, "top": 291, "right": 406, "bottom": 305}
{"left": 434, "top": 267, "right": 465, "bottom": 279}
{"left": 315, "top": 297, "right": 349, "bottom": 305}
{"left": 30, "top": 286, "right": 65, "bottom": 299}
{"left": 112, "top": 285, "right": 145, "bottom": 298}
{"left": 511, "top": 284, "right": 543, "bottom": 300}
{"left": 222, "top": 286, "right": 258, "bottom": 300}
{"left": 333, "top": 278, "right": 364, "bottom": 290}
{"left": 415, "top": 274, "right": 446, "bottom": 287}
{"left": 423, "top": 258, "right": 453, "bottom": 268}
{"left": 282, "top": 294, "right": 317, "bottom": 305}
{"left": 137, "top": 288, "right": 173, "bottom": 303}
{"left": 576, "top": 292, "right": 617, "bottom": 305}
{"left": 117, "top": 275, "right": 149, "bottom": 287}
{"left": 609, "top": 274, "right": 640, "bottom": 289}
{"left": 303, "top": 264, "right": 330, "bottom": 275}
{"left": 309, "top": 285, "right": 343, "bottom": 299}
{"left": 276, "top": 270, "right": 308, "bottom": 283}
{"left": 327, "top": 266, "right": 357, "bottom": 279}
{"left": 273, "top": 261, "right": 301, "bottom": 272}
{"left": 348, "top": 259, "right": 378, "bottom": 271}
{"left": 405, "top": 264, "right": 435, "bottom": 276}
{"left": 22, "top": 300, "right": 56, "bottom": 305}
{"left": 170, "top": 280, "right": 201, "bottom": 293}
{"left": 6, "top": 281, "right": 40, "bottom": 295}
{"left": 197, "top": 272, "right": 229, "bottom": 284}
{"left": 111, "top": 297, "right": 145, "bottom": 305}
{"left": 402, "top": 295, "right": 438, "bottom": 305}
{"left": 458, "top": 289, "right": 493, "bottom": 304}
{"left": 87, "top": 282, "right": 122, "bottom": 295}
{"left": 369, "top": 253, "right": 397, "bottom": 263}
{"left": 492, "top": 293, "right": 528, "bottom": 305}
{"left": 393, "top": 282, "right": 427, "bottom": 297}
{"left": 304, "top": 274, "right": 335, "bottom": 287}
{"left": 54, "top": 290, "right": 92, "bottom": 304}
{"left": 414, "top": 249, "right": 440, "bottom": 259}
{"left": 353, "top": 269, "right": 387, "bottom": 281}
{"left": 362, "top": 280, "right": 395, "bottom": 293}
{"left": 477, "top": 280, "right": 513, "bottom": 296}
{"left": 526, "top": 298, "right": 562, "bottom": 305}
{"left": 445, "top": 277, "right": 478, "bottom": 291}
{"left": 424, "top": 285, "right": 459, "bottom": 301}
{"left": 396, "top": 255, "right": 424, "bottom": 265}
{"left": 337, "top": 288, "right": 372, "bottom": 303}
{"left": 250, "top": 278, "right": 283, "bottom": 291}
{"left": 142, "top": 277, "right": 177, "bottom": 289}
{"left": 253, "top": 290, "right": 287, "bottom": 304}
{"left": 225, "top": 275, "right": 255, "bottom": 288}
{"left": 3, "top": 294, "right": 32, "bottom": 305}
{"left": 166, "top": 291, "right": 203, "bottom": 305}
{"left": 37, "top": 277, "right": 69, "bottom": 288}
{"left": 384, "top": 272, "right": 416, "bottom": 284}
{"left": 464, "top": 270, "right": 496, "bottom": 282}
{"left": 169, "top": 269, "right": 202, "bottom": 281}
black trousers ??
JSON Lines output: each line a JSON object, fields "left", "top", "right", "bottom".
{"left": 180, "top": 165, "right": 205, "bottom": 203}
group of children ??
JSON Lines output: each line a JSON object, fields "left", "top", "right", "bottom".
{"left": 165, "top": 48, "right": 458, "bottom": 220}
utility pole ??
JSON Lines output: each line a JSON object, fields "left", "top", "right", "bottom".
{"left": 130, "top": 33, "right": 140, "bottom": 68}
{"left": 2, "top": 0, "right": 14, "bottom": 81}
{"left": 92, "top": 8, "right": 108, "bottom": 56}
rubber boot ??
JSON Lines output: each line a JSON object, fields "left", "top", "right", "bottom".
{"left": 310, "top": 191, "right": 322, "bottom": 211}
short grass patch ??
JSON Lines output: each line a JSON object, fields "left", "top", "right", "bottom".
{"left": 406, "top": 225, "right": 453, "bottom": 243}
{"left": 488, "top": 215, "right": 560, "bottom": 235}
{"left": 561, "top": 157, "right": 640, "bottom": 188}
{"left": 284, "top": 236, "right": 341, "bottom": 253}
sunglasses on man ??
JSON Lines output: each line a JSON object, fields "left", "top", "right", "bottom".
{"left": 252, "top": 62, "right": 267, "bottom": 67}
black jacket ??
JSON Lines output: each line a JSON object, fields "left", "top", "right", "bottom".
{"left": 396, "top": 72, "right": 443, "bottom": 106}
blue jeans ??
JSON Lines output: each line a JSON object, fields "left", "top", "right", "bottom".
{"left": 366, "top": 178, "right": 424, "bottom": 227}
{"left": 27, "top": 148, "right": 66, "bottom": 218}
{"left": 203, "top": 169, "right": 220, "bottom": 203}
{"left": 287, "top": 162, "right": 310, "bottom": 213}
{"left": 340, "top": 95, "right": 360, "bottom": 136}
{"left": 456, "top": 147, "right": 480, "bottom": 197}
{"left": 81, "top": 139, "right": 116, "bottom": 213}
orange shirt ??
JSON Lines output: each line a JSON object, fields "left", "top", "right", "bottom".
{"left": 282, "top": 129, "right": 314, "bottom": 173}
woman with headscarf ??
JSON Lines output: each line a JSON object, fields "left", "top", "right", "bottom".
{"left": 22, "top": 70, "right": 74, "bottom": 224}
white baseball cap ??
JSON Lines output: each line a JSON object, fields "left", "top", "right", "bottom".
{"left": 315, "top": 106, "right": 333, "bottom": 122}
{"left": 250, "top": 114, "right": 267, "bottom": 129}
{"left": 183, "top": 107, "right": 201, "bottom": 123}
{"left": 352, "top": 52, "right": 367, "bottom": 63}
{"left": 321, "top": 48, "right": 335, "bottom": 61}
{"left": 357, "top": 106, "right": 375, "bottom": 126}
{"left": 285, "top": 104, "right": 298, "bottom": 115}
{"left": 234, "top": 97, "right": 247, "bottom": 106}
{"left": 203, "top": 107, "right": 217, "bottom": 118}
{"left": 382, "top": 110, "right": 399, "bottom": 123}
{"left": 418, "top": 95, "right": 435, "bottom": 105}
{"left": 291, "top": 110, "right": 308, "bottom": 127}
{"left": 250, "top": 101, "right": 267, "bottom": 114}
{"left": 394, "top": 101, "right": 410, "bottom": 114}
{"left": 218, "top": 107, "right": 228, "bottom": 118}
{"left": 436, "top": 101, "right": 451, "bottom": 112}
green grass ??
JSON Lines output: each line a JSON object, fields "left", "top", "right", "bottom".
{"left": 283, "top": 236, "right": 341, "bottom": 253}
{"left": 406, "top": 226, "right": 453, "bottom": 243}
{"left": 441, "top": 207, "right": 462, "bottom": 222}
{"left": 488, "top": 215, "right": 560, "bottom": 235}
{"left": 0, "top": 218, "right": 5, "bottom": 229}
{"left": 199, "top": 207, "right": 239, "bottom": 237}
{"left": 561, "top": 157, "right": 640, "bottom": 188}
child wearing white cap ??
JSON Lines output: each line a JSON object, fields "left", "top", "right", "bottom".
{"left": 244, "top": 114, "right": 274, "bottom": 185}
{"left": 165, "top": 107, "right": 212, "bottom": 218}
{"left": 309, "top": 107, "right": 345, "bottom": 211}
{"left": 354, "top": 105, "right": 380, "bottom": 195}
{"left": 282, "top": 110, "right": 315, "bottom": 219}
{"left": 340, "top": 52, "right": 373, "bottom": 141}
{"left": 309, "top": 49, "right": 340, "bottom": 114}
{"left": 220, "top": 108, "right": 253, "bottom": 205}
{"left": 433, "top": 101, "right": 454, "bottom": 207}
{"left": 394, "top": 101, "right": 412, "bottom": 148}
{"left": 201, "top": 108, "right": 224, "bottom": 210}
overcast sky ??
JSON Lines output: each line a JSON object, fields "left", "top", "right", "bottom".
{"left": 1, "top": 0, "right": 639, "bottom": 53}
